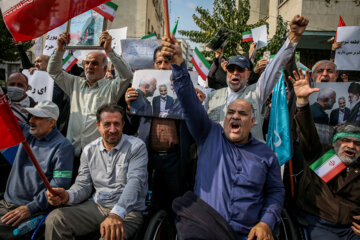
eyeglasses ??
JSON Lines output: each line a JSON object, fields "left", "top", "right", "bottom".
{"left": 227, "top": 65, "right": 246, "bottom": 74}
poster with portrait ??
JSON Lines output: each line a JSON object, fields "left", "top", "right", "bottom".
{"left": 308, "top": 82, "right": 359, "bottom": 145}
{"left": 65, "top": 10, "right": 106, "bottom": 49}
{"left": 130, "top": 70, "right": 200, "bottom": 119}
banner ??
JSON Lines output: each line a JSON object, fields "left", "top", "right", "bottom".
{"left": 23, "top": 70, "right": 54, "bottom": 102}
{"left": 334, "top": 26, "right": 360, "bottom": 71}
{"left": 0, "top": 0, "right": 109, "bottom": 41}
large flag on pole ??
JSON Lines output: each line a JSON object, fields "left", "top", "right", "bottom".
{"left": 0, "top": 0, "right": 110, "bottom": 41}
{"left": 191, "top": 47, "right": 211, "bottom": 80}
{"left": 266, "top": 71, "right": 292, "bottom": 166}
{"left": 0, "top": 88, "right": 25, "bottom": 150}
{"left": 334, "top": 16, "right": 346, "bottom": 42}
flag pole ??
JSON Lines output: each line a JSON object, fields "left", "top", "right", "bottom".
{"left": 288, "top": 158, "right": 295, "bottom": 199}
{"left": 163, "top": 0, "right": 170, "bottom": 38}
{"left": 22, "top": 140, "right": 57, "bottom": 196}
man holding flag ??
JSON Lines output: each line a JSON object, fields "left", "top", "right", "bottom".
{"left": 0, "top": 100, "right": 74, "bottom": 240}
{"left": 290, "top": 69, "right": 360, "bottom": 239}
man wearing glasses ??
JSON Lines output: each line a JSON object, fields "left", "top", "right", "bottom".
{"left": 206, "top": 15, "right": 309, "bottom": 141}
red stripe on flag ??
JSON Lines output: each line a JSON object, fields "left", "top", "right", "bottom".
{"left": 0, "top": 93, "right": 25, "bottom": 150}
{"left": 322, "top": 162, "right": 346, "bottom": 183}
{"left": 191, "top": 58, "right": 207, "bottom": 80}
{"left": 242, "top": 38, "right": 253, "bottom": 42}
{"left": 65, "top": 59, "right": 78, "bottom": 72}
{"left": 93, "top": 8, "right": 114, "bottom": 21}
{"left": 2, "top": 0, "right": 110, "bottom": 41}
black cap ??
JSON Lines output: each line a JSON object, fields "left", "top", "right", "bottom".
{"left": 227, "top": 56, "right": 250, "bottom": 70}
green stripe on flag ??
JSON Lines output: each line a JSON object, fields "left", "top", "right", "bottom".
{"left": 309, "top": 149, "right": 336, "bottom": 171}
{"left": 194, "top": 47, "right": 211, "bottom": 69}
{"left": 141, "top": 33, "right": 156, "bottom": 39}
{"left": 105, "top": 1, "right": 118, "bottom": 10}
{"left": 62, "top": 54, "right": 73, "bottom": 65}
{"left": 242, "top": 31, "right": 251, "bottom": 36}
{"left": 171, "top": 19, "right": 179, "bottom": 35}
{"left": 53, "top": 171, "right": 72, "bottom": 178}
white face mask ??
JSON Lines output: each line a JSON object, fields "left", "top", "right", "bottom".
{"left": 7, "top": 86, "right": 25, "bottom": 101}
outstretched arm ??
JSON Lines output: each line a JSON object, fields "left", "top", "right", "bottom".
{"left": 161, "top": 35, "right": 213, "bottom": 143}
{"left": 257, "top": 15, "right": 309, "bottom": 107}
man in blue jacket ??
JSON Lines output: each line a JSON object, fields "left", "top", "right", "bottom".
{"left": 0, "top": 100, "right": 74, "bottom": 240}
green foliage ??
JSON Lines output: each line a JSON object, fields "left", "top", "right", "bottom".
{"left": 0, "top": 12, "right": 33, "bottom": 63}
{"left": 179, "top": 0, "right": 288, "bottom": 62}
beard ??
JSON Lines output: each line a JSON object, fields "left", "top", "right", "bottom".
{"left": 350, "top": 98, "right": 360, "bottom": 110}
{"left": 334, "top": 144, "right": 359, "bottom": 165}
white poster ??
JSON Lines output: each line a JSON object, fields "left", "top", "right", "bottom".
{"left": 251, "top": 25, "right": 268, "bottom": 49}
{"left": 121, "top": 39, "right": 160, "bottom": 69}
{"left": 335, "top": 26, "right": 360, "bottom": 71}
{"left": 23, "top": 70, "right": 54, "bottom": 102}
{"left": 108, "top": 27, "right": 128, "bottom": 55}
{"left": 43, "top": 23, "right": 67, "bottom": 56}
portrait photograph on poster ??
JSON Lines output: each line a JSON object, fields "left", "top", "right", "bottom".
{"left": 130, "top": 70, "right": 199, "bottom": 119}
{"left": 308, "top": 82, "right": 360, "bottom": 145}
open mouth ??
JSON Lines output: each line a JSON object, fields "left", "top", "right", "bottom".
{"left": 230, "top": 121, "right": 241, "bottom": 132}
{"left": 231, "top": 77, "right": 240, "bottom": 84}
{"left": 344, "top": 150, "right": 355, "bottom": 158}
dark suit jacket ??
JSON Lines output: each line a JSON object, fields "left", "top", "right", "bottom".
{"left": 130, "top": 89, "right": 152, "bottom": 117}
{"left": 152, "top": 95, "right": 174, "bottom": 117}
{"left": 329, "top": 107, "right": 350, "bottom": 126}
{"left": 348, "top": 102, "right": 360, "bottom": 127}
{"left": 310, "top": 102, "right": 329, "bottom": 124}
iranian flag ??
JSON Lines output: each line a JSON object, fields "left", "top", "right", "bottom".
{"left": 191, "top": 47, "right": 210, "bottom": 80}
{"left": 93, "top": 1, "right": 118, "bottom": 22}
{"left": 0, "top": 0, "right": 110, "bottom": 41}
{"left": 141, "top": 33, "right": 157, "bottom": 40}
{"left": 242, "top": 31, "right": 253, "bottom": 42}
{"left": 335, "top": 16, "right": 346, "bottom": 42}
{"left": 62, "top": 54, "right": 78, "bottom": 72}
{"left": 310, "top": 149, "right": 346, "bottom": 183}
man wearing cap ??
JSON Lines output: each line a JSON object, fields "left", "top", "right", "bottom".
{"left": 290, "top": 69, "right": 360, "bottom": 239}
{"left": 206, "top": 15, "right": 308, "bottom": 141}
{"left": 0, "top": 100, "right": 74, "bottom": 239}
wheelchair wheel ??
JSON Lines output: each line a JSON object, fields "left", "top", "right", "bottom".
{"left": 143, "top": 210, "right": 176, "bottom": 240}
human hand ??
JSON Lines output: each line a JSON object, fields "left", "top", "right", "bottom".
{"left": 100, "top": 213, "right": 124, "bottom": 240}
{"left": 99, "top": 31, "right": 113, "bottom": 53}
{"left": 215, "top": 48, "right": 224, "bottom": 58}
{"left": 161, "top": 34, "right": 183, "bottom": 66}
{"left": 125, "top": 88, "right": 138, "bottom": 111}
{"left": 195, "top": 88, "right": 206, "bottom": 103}
{"left": 12, "top": 38, "right": 22, "bottom": 45}
{"left": 288, "top": 15, "right": 309, "bottom": 43}
{"left": 46, "top": 188, "right": 69, "bottom": 206}
{"left": 332, "top": 41, "right": 342, "bottom": 51}
{"left": 249, "top": 42, "right": 257, "bottom": 59}
{"left": 248, "top": 222, "right": 274, "bottom": 240}
{"left": 352, "top": 216, "right": 360, "bottom": 236}
{"left": 29, "top": 67, "right": 37, "bottom": 75}
{"left": 288, "top": 69, "right": 320, "bottom": 104}
{"left": 254, "top": 59, "right": 269, "bottom": 73}
{"left": 57, "top": 31, "right": 69, "bottom": 51}
{"left": 1, "top": 205, "right": 31, "bottom": 226}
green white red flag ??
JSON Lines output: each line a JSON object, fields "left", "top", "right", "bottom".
{"left": 242, "top": 31, "right": 253, "bottom": 42}
{"left": 140, "top": 33, "right": 157, "bottom": 40}
{"left": 93, "top": 1, "right": 118, "bottom": 22}
{"left": 310, "top": 149, "right": 346, "bottom": 183}
{"left": 191, "top": 47, "right": 211, "bottom": 80}
{"left": 62, "top": 54, "right": 78, "bottom": 72}
{"left": 0, "top": 0, "right": 110, "bottom": 41}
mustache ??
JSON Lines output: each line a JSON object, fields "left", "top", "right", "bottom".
{"left": 230, "top": 119, "right": 242, "bottom": 126}
{"left": 29, "top": 123, "right": 36, "bottom": 128}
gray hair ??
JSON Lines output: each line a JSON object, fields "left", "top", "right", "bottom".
{"left": 317, "top": 87, "right": 336, "bottom": 101}
{"left": 335, "top": 123, "right": 360, "bottom": 135}
{"left": 312, "top": 60, "right": 337, "bottom": 73}
{"left": 338, "top": 96, "right": 345, "bottom": 102}
{"left": 139, "top": 75, "right": 156, "bottom": 87}
{"left": 159, "top": 84, "right": 167, "bottom": 89}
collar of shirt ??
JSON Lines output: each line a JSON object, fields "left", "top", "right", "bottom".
{"left": 99, "top": 134, "right": 124, "bottom": 153}
{"left": 40, "top": 127, "right": 59, "bottom": 141}
{"left": 83, "top": 77, "right": 107, "bottom": 88}
{"left": 160, "top": 96, "right": 167, "bottom": 102}
{"left": 226, "top": 86, "right": 247, "bottom": 106}
{"left": 220, "top": 127, "right": 253, "bottom": 147}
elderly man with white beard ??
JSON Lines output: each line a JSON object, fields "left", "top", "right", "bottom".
{"left": 290, "top": 69, "right": 360, "bottom": 240}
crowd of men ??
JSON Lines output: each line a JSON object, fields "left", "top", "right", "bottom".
{"left": 0, "top": 13, "right": 359, "bottom": 240}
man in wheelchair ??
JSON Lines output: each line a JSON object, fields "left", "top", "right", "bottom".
{"left": 290, "top": 69, "right": 360, "bottom": 240}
